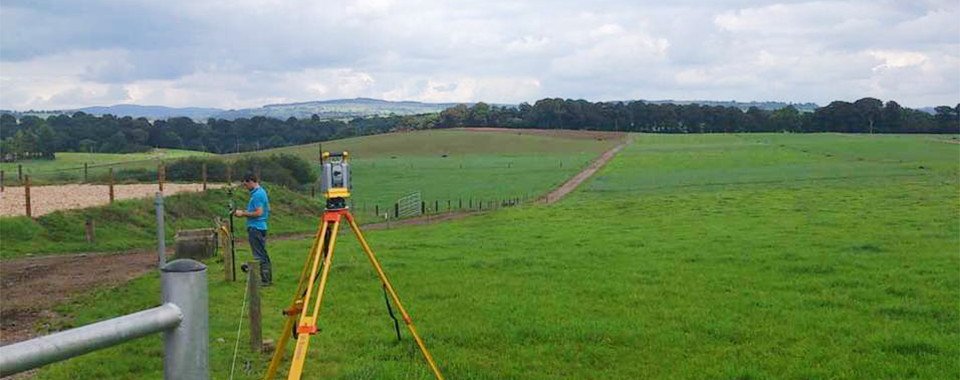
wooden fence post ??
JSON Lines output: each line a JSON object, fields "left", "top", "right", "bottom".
{"left": 1, "top": 170, "right": 4, "bottom": 192}
{"left": 375, "top": 204, "right": 379, "bottom": 216}
{"left": 459, "top": 198, "right": 462, "bottom": 209}
{"left": 434, "top": 200, "right": 438, "bottom": 213}
{"left": 85, "top": 217, "right": 96, "bottom": 244}
{"left": 83, "top": 162, "right": 88, "bottom": 183}
{"left": 447, "top": 200, "right": 451, "bottom": 211}
{"left": 24, "top": 175, "right": 31, "bottom": 217}
{"left": 226, "top": 165, "right": 232, "bottom": 184}
{"left": 223, "top": 229, "right": 235, "bottom": 282}
{"left": 248, "top": 261, "right": 262, "bottom": 352}
{"left": 394, "top": 203, "right": 399, "bottom": 218}
{"left": 18, "top": 164, "right": 22, "bottom": 181}
{"left": 158, "top": 164, "right": 165, "bottom": 192}
{"left": 109, "top": 168, "right": 115, "bottom": 203}
{"left": 202, "top": 163, "right": 207, "bottom": 191}
{"left": 421, "top": 201, "right": 425, "bottom": 215}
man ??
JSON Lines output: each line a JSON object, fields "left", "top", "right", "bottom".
{"left": 235, "top": 173, "right": 272, "bottom": 286}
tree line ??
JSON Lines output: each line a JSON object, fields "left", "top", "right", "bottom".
{"left": 0, "top": 112, "right": 436, "bottom": 159}
{"left": 1, "top": 97, "right": 956, "bottom": 159}
{"left": 438, "top": 98, "right": 959, "bottom": 134}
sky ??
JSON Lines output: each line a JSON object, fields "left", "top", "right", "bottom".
{"left": 0, "top": 0, "right": 957, "bottom": 110}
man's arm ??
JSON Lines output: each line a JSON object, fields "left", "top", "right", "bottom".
{"left": 235, "top": 207, "right": 263, "bottom": 218}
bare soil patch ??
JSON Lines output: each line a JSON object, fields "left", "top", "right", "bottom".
{"left": 0, "top": 183, "right": 225, "bottom": 217}
{"left": 0, "top": 249, "right": 160, "bottom": 344}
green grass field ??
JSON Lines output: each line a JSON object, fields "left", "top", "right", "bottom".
{"left": 241, "top": 129, "right": 620, "bottom": 216}
{"left": 27, "top": 133, "right": 960, "bottom": 378}
{"left": 0, "top": 130, "right": 617, "bottom": 257}
{"left": 0, "top": 186, "right": 324, "bottom": 259}
{"left": 0, "top": 149, "right": 212, "bottom": 184}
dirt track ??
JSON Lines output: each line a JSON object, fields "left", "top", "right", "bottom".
{"left": 0, "top": 134, "right": 628, "bottom": 345}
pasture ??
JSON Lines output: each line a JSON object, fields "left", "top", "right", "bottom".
{"left": 243, "top": 129, "right": 623, "bottom": 213}
{"left": 0, "top": 130, "right": 620, "bottom": 256}
{"left": 21, "top": 133, "right": 960, "bottom": 378}
{"left": 0, "top": 149, "right": 212, "bottom": 184}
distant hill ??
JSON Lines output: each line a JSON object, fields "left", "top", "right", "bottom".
{"left": 212, "top": 98, "right": 461, "bottom": 120}
{"left": 1, "top": 98, "right": 830, "bottom": 120}
{"left": 1, "top": 98, "right": 464, "bottom": 121}
{"left": 77, "top": 104, "right": 224, "bottom": 119}
{"left": 0, "top": 105, "right": 223, "bottom": 120}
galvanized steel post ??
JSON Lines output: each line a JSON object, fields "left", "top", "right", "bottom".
{"left": 155, "top": 192, "right": 166, "bottom": 267}
{"left": 162, "top": 259, "right": 209, "bottom": 379}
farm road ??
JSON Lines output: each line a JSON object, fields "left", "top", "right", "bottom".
{"left": 0, "top": 135, "right": 628, "bottom": 345}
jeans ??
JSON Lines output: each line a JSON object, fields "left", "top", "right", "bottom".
{"left": 247, "top": 227, "right": 271, "bottom": 283}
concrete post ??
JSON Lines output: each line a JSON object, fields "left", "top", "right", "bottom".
{"left": 161, "top": 259, "right": 209, "bottom": 379}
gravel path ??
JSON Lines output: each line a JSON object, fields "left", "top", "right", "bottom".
{"left": 0, "top": 183, "right": 225, "bottom": 217}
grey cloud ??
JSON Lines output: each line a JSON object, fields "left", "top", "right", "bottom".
{"left": 0, "top": 0, "right": 957, "bottom": 109}
{"left": 1, "top": 1, "right": 200, "bottom": 61}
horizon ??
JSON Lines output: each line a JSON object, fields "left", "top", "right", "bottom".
{"left": 13, "top": 96, "right": 929, "bottom": 114}
{"left": 2, "top": 1, "right": 958, "bottom": 110}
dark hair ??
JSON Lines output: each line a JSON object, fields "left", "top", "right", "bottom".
{"left": 242, "top": 172, "right": 258, "bottom": 183}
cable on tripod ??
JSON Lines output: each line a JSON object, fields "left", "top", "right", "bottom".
{"left": 382, "top": 284, "right": 402, "bottom": 341}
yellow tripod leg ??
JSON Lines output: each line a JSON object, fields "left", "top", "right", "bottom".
{"left": 264, "top": 218, "right": 329, "bottom": 380}
{"left": 344, "top": 212, "right": 445, "bottom": 380}
{"left": 288, "top": 214, "right": 342, "bottom": 380}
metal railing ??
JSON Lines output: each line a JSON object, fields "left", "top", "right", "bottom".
{"left": 396, "top": 192, "right": 422, "bottom": 218}
{"left": 0, "top": 258, "right": 209, "bottom": 378}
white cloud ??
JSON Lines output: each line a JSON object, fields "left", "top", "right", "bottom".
{"left": 868, "top": 50, "right": 929, "bottom": 70}
{"left": 0, "top": 0, "right": 957, "bottom": 109}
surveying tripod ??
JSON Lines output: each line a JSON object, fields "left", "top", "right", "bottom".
{"left": 264, "top": 152, "right": 443, "bottom": 380}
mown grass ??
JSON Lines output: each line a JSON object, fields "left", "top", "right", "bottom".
{"left": 240, "top": 129, "right": 617, "bottom": 159}
{"left": 0, "top": 186, "right": 323, "bottom": 259}
{"left": 242, "top": 129, "right": 620, "bottom": 219}
{"left": 30, "top": 133, "right": 960, "bottom": 379}
{"left": 0, "top": 149, "right": 212, "bottom": 184}
{"left": 1, "top": 130, "right": 617, "bottom": 256}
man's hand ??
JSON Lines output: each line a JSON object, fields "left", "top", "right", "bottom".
{"left": 234, "top": 209, "right": 244, "bottom": 217}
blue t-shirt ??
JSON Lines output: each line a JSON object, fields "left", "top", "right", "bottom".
{"left": 246, "top": 186, "right": 269, "bottom": 231}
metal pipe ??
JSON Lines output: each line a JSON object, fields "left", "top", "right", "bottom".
{"left": 0, "top": 304, "right": 182, "bottom": 377}
{"left": 162, "top": 259, "right": 209, "bottom": 379}
{"left": 155, "top": 192, "right": 166, "bottom": 268}
{"left": 0, "top": 260, "right": 209, "bottom": 379}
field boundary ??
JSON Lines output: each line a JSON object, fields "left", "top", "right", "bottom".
{"left": 0, "top": 137, "right": 629, "bottom": 345}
